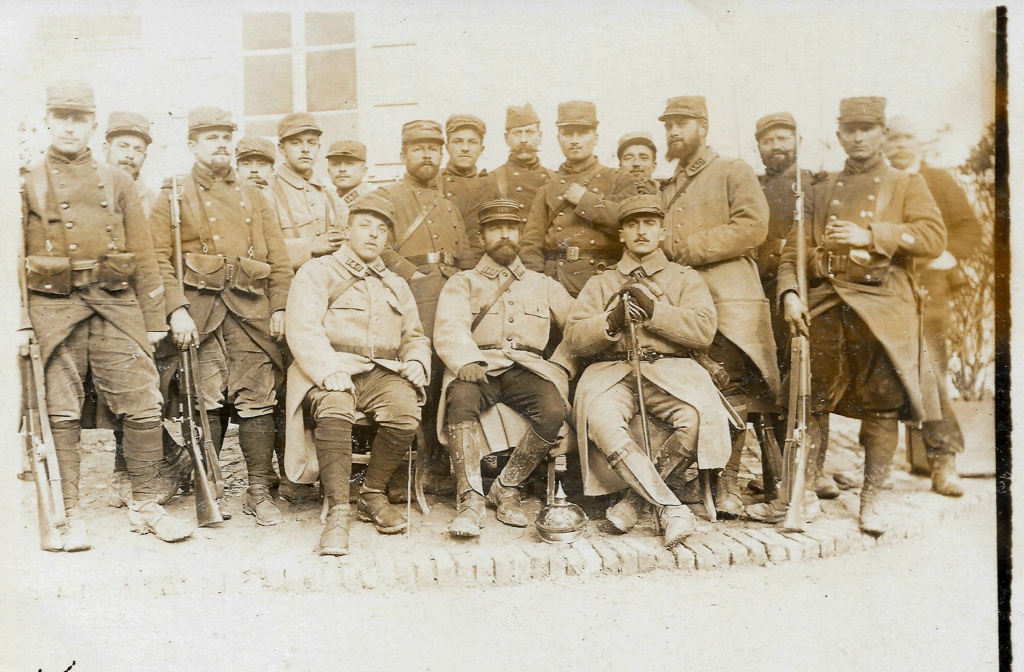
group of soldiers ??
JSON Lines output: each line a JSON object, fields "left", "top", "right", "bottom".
{"left": 21, "top": 80, "right": 980, "bottom": 556}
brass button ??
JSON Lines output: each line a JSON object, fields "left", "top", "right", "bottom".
{"left": 867, "top": 195, "right": 875, "bottom": 201}
{"left": 68, "top": 243, "right": 78, "bottom": 251}
{"left": 106, "top": 226, "right": 113, "bottom": 233}
{"left": 61, "top": 203, "right": 70, "bottom": 209}
{"left": 516, "top": 186, "right": 523, "bottom": 192}
{"left": 209, "top": 217, "right": 216, "bottom": 222}
{"left": 205, "top": 201, "right": 213, "bottom": 207}
{"left": 100, "top": 201, "right": 108, "bottom": 207}
{"left": 513, "top": 172, "right": 520, "bottom": 177}
{"left": 65, "top": 222, "right": 73, "bottom": 229}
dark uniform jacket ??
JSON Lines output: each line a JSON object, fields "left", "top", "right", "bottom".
{"left": 757, "top": 162, "right": 822, "bottom": 283}
{"left": 489, "top": 155, "right": 555, "bottom": 218}
{"left": 21, "top": 147, "right": 166, "bottom": 363}
{"left": 148, "top": 164, "right": 293, "bottom": 367}
{"left": 436, "top": 165, "right": 500, "bottom": 267}
{"left": 520, "top": 156, "right": 637, "bottom": 296}
{"left": 777, "top": 154, "right": 946, "bottom": 422}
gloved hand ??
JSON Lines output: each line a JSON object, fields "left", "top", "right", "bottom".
{"left": 622, "top": 284, "right": 656, "bottom": 320}
{"left": 606, "top": 297, "right": 629, "bottom": 335}
{"left": 457, "top": 362, "right": 488, "bottom": 383}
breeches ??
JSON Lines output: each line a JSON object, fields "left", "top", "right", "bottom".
{"left": 305, "top": 367, "right": 420, "bottom": 434}
{"left": 195, "top": 312, "right": 280, "bottom": 418}
{"left": 45, "top": 314, "right": 162, "bottom": 425}
{"left": 586, "top": 376, "right": 698, "bottom": 457}
{"left": 445, "top": 366, "right": 565, "bottom": 441}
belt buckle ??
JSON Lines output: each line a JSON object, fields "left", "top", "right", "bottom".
{"left": 566, "top": 246, "right": 579, "bottom": 262}
{"left": 442, "top": 251, "right": 454, "bottom": 266}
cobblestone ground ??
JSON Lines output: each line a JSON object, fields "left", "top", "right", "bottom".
{"left": 10, "top": 403, "right": 995, "bottom": 599}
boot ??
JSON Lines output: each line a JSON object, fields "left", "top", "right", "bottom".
{"left": 356, "top": 425, "right": 414, "bottom": 534}
{"left": 314, "top": 418, "right": 353, "bottom": 553}
{"left": 745, "top": 490, "right": 821, "bottom": 524}
{"left": 238, "top": 415, "right": 282, "bottom": 525}
{"left": 61, "top": 507, "right": 92, "bottom": 552}
{"left": 858, "top": 417, "right": 898, "bottom": 536}
{"left": 929, "top": 453, "right": 964, "bottom": 497}
{"left": 486, "top": 427, "right": 553, "bottom": 528}
{"left": 52, "top": 421, "right": 90, "bottom": 551}
{"left": 242, "top": 484, "right": 283, "bottom": 525}
{"left": 128, "top": 500, "right": 195, "bottom": 542}
{"left": 153, "top": 440, "right": 193, "bottom": 505}
{"left": 446, "top": 422, "right": 486, "bottom": 537}
{"left": 811, "top": 439, "right": 840, "bottom": 499}
{"left": 659, "top": 505, "right": 696, "bottom": 548}
{"left": 606, "top": 490, "right": 643, "bottom": 533}
{"left": 714, "top": 432, "right": 745, "bottom": 519}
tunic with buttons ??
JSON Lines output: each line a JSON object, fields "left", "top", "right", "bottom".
{"left": 520, "top": 156, "right": 638, "bottom": 297}
{"left": 433, "top": 254, "right": 575, "bottom": 441}
{"left": 437, "top": 165, "right": 500, "bottom": 268}
{"left": 269, "top": 163, "right": 340, "bottom": 269}
{"left": 661, "top": 145, "right": 780, "bottom": 399}
{"left": 489, "top": 156, "right": 555, "bottom": 217}
{"left": 330, "top": 181, "right": 374, "bottom": 231}
{"left": 21, "top": 147, "right": 166, "bottom": 363}
{"left": 757, "top": 162, "right": 821, "bottom": 284}
{"left": 148, "top": 164, "right": 294, "bottom": 367}
{"left": 777, "top": 154, "right": 946, "bottom": 422}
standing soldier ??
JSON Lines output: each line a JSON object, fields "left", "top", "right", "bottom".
{"left": 104, "top": 111, "right": 156, "bottom": 217}
{"left": 617, "top": 131, "right": 660, "bottom": 192}
{"left": 884, "top": 115, "right": 982, "bottom": 497}
{"left": 149, "top": 107, "right": 294, "bottom": 526}
{"left": 433, "top": 199, "right": 574, "bottom": 537}
{"left": 325, "top": 139, "right": 373, "bottom": 228}
{"left": 284, "top": 194, "right": 430, "bottom": 554}
{"left": 566, "top": 195, "right": 731, "bottom": 547}
{"left": 777, "top": 97, "right": 945, "bottom": 534}
{"left": 20, "top": 81, "right": 194, "bottom": 549}
{"left": 520, "top": 101, "right": 638, "bottom": 297}
{"left": 269, "top": 112, "right": 342, "bottom": 270}
{"left": 658, "top": 95, "right": 779, "bottom": 518}
{"left": 489, "top": 104, "right": 554, "bottom": 218}
{"left": 374, "top": 119, "right": 471, "bottom": 490}
{"left": 236, "top": 137, "right": 294, "bottom": 236}
{"left": 438, "top": 114, "right": 499, "bottom": 267}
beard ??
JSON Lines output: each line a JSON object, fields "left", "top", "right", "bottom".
{"left": 487, "top": 239, "right": 520, "bottom": 266}
{"left": 763, "top": 150, "right": 795, "bottom": 172}
{"left": 665, "top": 138, "right": 698, "bottom": 163}
{"left": 409, "top": 161, "right": 439, "bottom": 182}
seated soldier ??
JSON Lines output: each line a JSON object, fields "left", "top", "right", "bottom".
{"left": 434, "top": 199, "right": 575, "bottom": 538}
{"left": 565, "top": 195, "right": 731, "bottom": 547}
{"left": 284, "top": 194, "right": 430, "bottom": 555}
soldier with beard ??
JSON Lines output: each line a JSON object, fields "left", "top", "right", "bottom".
{"left": 520, "top": 101, "right": 638, "bottom": 297}
{"left": 434, "top": 199, "right": 574, "bottom": 537}
{"left": 657, "top": 96, "right": 779, "bottom": 519}
{"left": 104, "top": 111, "right": 156, "bottom": 217}
{"left": 488, "top": 104, "right": 554, "bottom": 218}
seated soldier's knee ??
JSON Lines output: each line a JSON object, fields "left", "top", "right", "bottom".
{"left": 314, "top": 391, "right": 357, "bottom": 424}
{"left": 445, "top": 380, "right": 486, "bottom": 425}
{"left": 529, "top": 396, "right": 566, "bottom": 441}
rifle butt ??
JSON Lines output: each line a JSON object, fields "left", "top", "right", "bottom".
{"left": 192, "top": 460, "right": 224, "bottom": 527}
{"left": 31, "top": 442, "right": 64, "bottom": 551}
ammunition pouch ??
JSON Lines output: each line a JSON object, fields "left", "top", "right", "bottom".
{"left": 231, "top": 257, "right": 272, "bottom": 296}
{"left": 183, "top": 252, "right": 227, "bottom": 291}
{"left": 828, "top": 249, "right": 891, "bottom": 286}
{"left": 25, "top": 255, "right": 72, "bottom": 296}
{"left": 97, "top": 253, "right": 137, "bottom": 292}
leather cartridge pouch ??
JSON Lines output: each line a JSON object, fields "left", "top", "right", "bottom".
{"left": 183, "top": 252, "right": 227, "bottom": 291}
{"left": 97, "top": 252, "right": 137, "bottom": 291}
{"left": 231, "top": 256, "right": 271, "bottom": 295}
{"left": 25, "top": 255, "right": 72, "bottom": 296}
{"left": 838, "top": 249, "right": 891, "bottom": 286}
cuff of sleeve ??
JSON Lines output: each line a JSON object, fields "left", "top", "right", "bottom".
{"left": 143, "top": 309, "right": 168, "bottom": 332}
{"left": 868, "top": 221, "right": 899, "bottom": 257}
{"left": 575, "top": 191, "right": 601, "bottom": 219}
{"left": 270, "top": 293, "right": 289, "bottom": 313}
{"left": 166, "top": 295, "right": 189, "bottom": 318}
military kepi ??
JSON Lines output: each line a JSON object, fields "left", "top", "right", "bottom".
{"left": 188, "top": 107, "right": 237, "bottom": 133}
{"left": 106, "top": 111, "right": 152, "bottom": 145}
{"left": 445, "top": 114, "right": 486, "bottom": 138}
{"left": 47, "top": 80, "right": 95, "bottom": 112}
{"left": 556, "top": 101, "right": 598, "bottom": 128}
{"left": 278, "top": 112, "right": 322, "bottom": 140}
{"left": 506, "top": 103, "right": 540, "bottom": 130}
{"left": 755, "top": 112, "right": 796, "bottom": 139}
{"left": 236, "top": 137, "right": 276, "bottom": 161}
{"left": 658, "top": 96, "right": 708, "bottom": 122}
{"left": 618, "top": 194, "right": 665, "bottom": 223}
{"left": 401, "top": 119, "right": 444, "bottom": 145}
{"left": 837, "top": 97, "right": 887, "bottom": 125}
{"left": 617, "top": 131, "right": 657, "bottom": 159}
{"left": 477, "top": 199, "right": 523, "bottom": 227}
{"left": 349, "top": 193, "right": 395, "bottom": 226}
{"left": 326, "top": 140, "right": 367, "bottom": 161}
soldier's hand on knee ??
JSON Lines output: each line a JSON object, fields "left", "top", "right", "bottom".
{"left": 270, "top": 310, "right": 286, "bottom": 340}
{"left": 399, "top": 360, "right": 427, "bottom": 387}
{"left": 457, "top": 362, "right": 488, "bottom": 384}
{"left": 323, "top": 372, "right": 353, "bottom": 392}
{"left": 146, "top": 331, "right": 167, "bottom": 345}
{"left": 782, "top": 292, "right": 810, "bottom": 338}
{"left": 169, "top": 307, "right": 199, "bottom": 349}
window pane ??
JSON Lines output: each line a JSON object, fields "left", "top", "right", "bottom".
{"left": 244, "top": 54, "right": 293, "bottom": 116}
{"left": 243, "top": 13, "right": 291, "bottom": 50}
{"left": 306, "top": 49, "right": 356, "bottom": 112}
{"left": 305, "top": 12, "right": 355, "bottom": 46}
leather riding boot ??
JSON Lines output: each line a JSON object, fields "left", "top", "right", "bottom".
{"left": 928, "top": 453, "right": 964, "bottom": 497}
{"left": 859, "top": 417, "right": 898, "bottom": 535}
{"left": 446, "top": 422, "right": 486, "bottom": 537}
{"left": 487, "top": 427, "right": 554, "bottom": 528}
{"left": 356, "top": 426, "right": 413, "bottom": 534}
{"left": 658, "top": 505, "right": 697, "bottom": 548}
{"left": 613, "top": 433, "right": 696, "bottom": 532}
{"left": 714, "top": 428, "right": 745, "bottom": 518}
{"left": 51, "top": 421, "right": 91, "bottom": 552}
{"left": 314, "top": 419, "right": 354, "bottom": 554}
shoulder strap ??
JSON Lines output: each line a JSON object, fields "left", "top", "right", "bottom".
{"left": 394, "top": 196, "right": 440, "bottom": 252}
{"left": 663, "top": 173, "right": 695, "bottom": 212}
{"left": 318, "top": 255, "right": 365, "bottom": 306}
{"left": 470, "top": 273, "right": 519, "bottom": 332}
{"left": 548, "top": 171, "right": 598, "bottom": 226}
{"left": 495, "top": 165, "right": 508, "bottom": 199}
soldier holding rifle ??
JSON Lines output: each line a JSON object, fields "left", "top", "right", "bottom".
{"left": 566, "top": 195, "right": 731, "bottom": 548}
{"left": 19, "top": 81, "right": 194, "bottom": 549}
{"left": 149, "top": 107, "right": 294, "bottom": 526}
{"left": 775, "top": 97, "right": 945, "bottom": 534}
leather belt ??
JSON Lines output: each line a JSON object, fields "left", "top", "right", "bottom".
{"left": 332, "top": 344, "right": 400, "bottom": 360}
{"left": 826, "top": 253, "right": 849, "bottom": 275}
{"left": 70, "top": 260, "right": 99, "bottom": 288}
{"left": 478, "top": 342, "right": 545, "bottom": 357}
{"left": 407, "top": 251, "right": 458, "bottom": 267}
{"left": 545, "top": 247, "right": 618, "bottom": 262}
{"left": 592, "top": 349, "right": 688, "bottom": 362}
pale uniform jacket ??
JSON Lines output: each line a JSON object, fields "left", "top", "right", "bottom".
{"left": 269, "top": 163, "right": 339, "bottom": 269}
{"left": 283, "top": 244, "right": 431, "bottom": 483}
{"left": 433, "top": 254, "right": 575, "bottom": 450}
{"left": 566, "top": 249, "right": 732, "bottom": 495}
{"left": 661, "top": 146, "right": 781, "bottom": 400}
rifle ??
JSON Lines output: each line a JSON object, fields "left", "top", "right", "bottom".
{"left": 21, "top": 342, "right": 66, "bottom": 550}
{"left": 782, "top": 149, "right": 812, "bottom": 532}
{"left": 624, "top": 292, "right": 661, "bottom": 536}
{"left": 170, "top": 175, "right": 224, "bottom": 527}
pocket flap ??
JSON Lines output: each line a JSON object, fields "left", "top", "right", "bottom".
{"left": 184, "top": 252, "right": 226, "bottom": 275}
{"left": 26, "top": 255, "right": 71, "bottom": 277}
{"left": 236, "top": 256, "right": 272, "bottom": 281}
{"left": 102, "top": 253, "right": 137, "bottom": 274}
